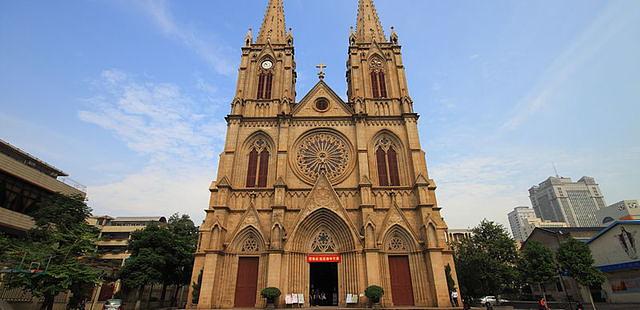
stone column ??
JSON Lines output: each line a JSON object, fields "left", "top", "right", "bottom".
{"left": 197, "top": 252, "right": 222, "bottom": 309}
{"left": 364, "top": 251, "right": 381, "bottom": 286}
{"left": 423, "top": 249, "right": 450, "bottom": 307}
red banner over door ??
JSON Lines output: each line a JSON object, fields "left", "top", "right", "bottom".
{"left": 306, "top": 254, "right": 341, "bottom": 263}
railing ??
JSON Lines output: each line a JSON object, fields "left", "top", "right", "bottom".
{"left": 58, "top": 177, "right": 87, "bottom": 192}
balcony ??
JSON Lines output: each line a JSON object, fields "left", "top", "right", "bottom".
{"left": 96, "top": 239, "right": 129, "bottom": 247}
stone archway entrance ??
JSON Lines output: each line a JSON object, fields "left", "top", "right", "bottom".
{"left": 286, "top": 208, "right": 360, "bottom": 307}
{"left": 309, "top": 262, "right": 338, "bottom": 306}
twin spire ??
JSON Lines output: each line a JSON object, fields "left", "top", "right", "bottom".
{"left": 256, "top": 0, "right": 388, "bottom": 45}
{"left": 257, "top": 0, "right": 287, "bottom": 44}
{"left": 355, "top": 0, "right": 386, "bottom": 43}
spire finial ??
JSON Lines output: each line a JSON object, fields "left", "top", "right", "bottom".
{"left": 257, "top": 0, "right": 286, "bottom": 44}
{"left": 316, "top": 63, "right": 327, "bottom": 80}
{"left": 355, "top": 0, "right": 386, "bottom": 43}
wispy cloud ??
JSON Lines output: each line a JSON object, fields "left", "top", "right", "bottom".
{"left": 134, "top": 0, "right": 234, "bottom": 75}
{"left": 79, "top": 69, "right": 227, "bottom": 222}
{"left": 501, "top": 0, "right": 637, "bottom": 131}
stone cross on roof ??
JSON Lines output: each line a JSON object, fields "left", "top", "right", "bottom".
{"left": 316, "top": 63, "right": 326, "bottom": 79}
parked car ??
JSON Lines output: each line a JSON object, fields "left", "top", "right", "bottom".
{"left": 103, "top": 299, "right": 123, "bottom": 310}
{"left": 479, "top": 296, "right": 509, "bottom": 305}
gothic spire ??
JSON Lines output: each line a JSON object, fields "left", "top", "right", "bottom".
{"left": 256, "top": 0, "right": 287, "bottom": 44}
{"left": 355, "top": 0, "right": 386, "bottom": 43}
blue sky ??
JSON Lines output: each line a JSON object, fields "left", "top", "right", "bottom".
{"left": 1, "top": 0, "right": 638, "bottom": 229}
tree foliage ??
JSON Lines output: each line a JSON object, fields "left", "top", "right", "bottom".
{"left": 454, "top": 220, "right": 518, "bottom": 300}
{"left": 120, "top": 213, "right": 198, "bottom": 304}
{"left": 556, "top": 238, "right": 604, "bottom": 287}
{"left": 3, "top": 193, "right": 101, "bottom": 310}
{"left": 518, "top": 240, "right": 557, "bottom": 296}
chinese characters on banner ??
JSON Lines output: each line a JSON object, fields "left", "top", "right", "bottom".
{"left": 306, "top": 254, "right": 341, "bottom": 263}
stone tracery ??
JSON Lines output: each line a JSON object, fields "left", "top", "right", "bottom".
{"left": 311, "top": 228, "right": 337, "bottom": 253}
{"left": 292, "top": 130, "right": 354, "bottom": 184}
{"left": 241, "top": 234, "right": 260, "bottom": 252}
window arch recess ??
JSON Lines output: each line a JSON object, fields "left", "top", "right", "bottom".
{"left": 369, "top": 55, "right": 387, "bottom": 99}
{"left": 371, "top": 131, "right": 406, "bottom": 187}
{"left": 242, "top": 132, "right": 274, "bottom": 188}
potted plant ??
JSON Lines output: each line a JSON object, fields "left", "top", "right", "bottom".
{"left": 365, "top": 285, "right": 384, "bottom": 308}
{"left": 260, "top": 287, "right": 281, "bottom": 309}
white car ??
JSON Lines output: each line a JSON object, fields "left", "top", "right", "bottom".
{"left": 479, "top": 296, "right": 509, "bottom": 305}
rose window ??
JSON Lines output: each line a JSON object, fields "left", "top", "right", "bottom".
{"left": 292, "top": 130, "right": 354, "bottom": 184}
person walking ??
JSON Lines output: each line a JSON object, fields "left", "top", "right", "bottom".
{"left": 450, "top": 290, "right": 459, "bottom": 307}
{"left": 538, "top": 297, "right": 549, "bottom": 310}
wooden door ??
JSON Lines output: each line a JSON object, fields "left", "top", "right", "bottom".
{"left": 234, "top": 257, "right": 260, "bottom": 307}
{"left": 388, "top": 255, "right": 415, "bottom": 306}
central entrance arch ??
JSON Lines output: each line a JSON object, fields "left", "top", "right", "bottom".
{"left": 286, "top": 208, "right": 361, "bottom": 307}
{"left": 309, "top": 262, "right": 338, "bottom": 306}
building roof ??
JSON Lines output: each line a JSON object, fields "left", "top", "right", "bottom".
{"left": 537, "top": 226, "right": 602, "bottom": 234}
{"left": 523, "top": 226, "right": 604, "bottom": 247}
{"left": 587, "top": 220, "right": 640, "bottom": 244}
{"left": 112, "top": 216, "right": 167, "bottom": 223}
{"left": 0, "top": 138, "right": 67, "bottom": 177}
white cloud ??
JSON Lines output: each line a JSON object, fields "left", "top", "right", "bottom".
{"left": 79, "top": 69, "right": 227, "bottom": 224}
{"left": 432, "top": 155, "right": 534, "bottom": 229}
{"left": 134, "top": 0, "right": 234, "bottom": 76}
{"left": 501, "top": 1, "right": 637, "bottom": 131}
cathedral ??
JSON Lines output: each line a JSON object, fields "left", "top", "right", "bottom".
{"left": 188, "top": 0, "right": 460, "bottom": 308}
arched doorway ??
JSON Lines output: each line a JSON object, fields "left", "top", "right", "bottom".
{"left": 286, "top": 208, "right": 360, "bottom": 307}
{"left": 382, "top": 225, "right": 419, "bottom": 306}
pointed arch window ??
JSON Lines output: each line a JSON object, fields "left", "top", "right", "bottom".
{"left": 246, "top": 138, "right": 270, "bottom": 187}
{"left": 375, "top": 137, "right": 400, "bottom": 186}
{"left": 257, "top": 71, "right": 273, "bottom": 100}
{"left": 370, "top": 58, "right": 387, "bottom": 99}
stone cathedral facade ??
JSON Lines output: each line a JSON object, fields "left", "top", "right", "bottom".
{"left": 188, "top": 0, "right": 460, "bottom": 308}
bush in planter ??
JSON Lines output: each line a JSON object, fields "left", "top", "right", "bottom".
{"left": 365, "top": 285, "right": 384, "bottom": 303}
{"left": 260, "top": 287, "right": 282, "bottom": 302}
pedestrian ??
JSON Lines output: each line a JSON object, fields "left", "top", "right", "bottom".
{"left": 538, "top": 297, "right": 549, "bottom": 310}
{"left": 451, "top": 290, "right": 459, "bottom": 307}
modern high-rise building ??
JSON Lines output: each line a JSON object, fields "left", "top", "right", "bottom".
{"left": 529, "top": 176, "right": 607, "bottom": 227}
{"left": 508, "top": 206, "right": 538, "bottom": 241}
{"left": 507, "top": 206, "right": 568, "bottom": 242}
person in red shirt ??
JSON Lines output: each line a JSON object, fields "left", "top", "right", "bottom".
{"left": 538, "top": 297, "right": 549, "bottom": 310}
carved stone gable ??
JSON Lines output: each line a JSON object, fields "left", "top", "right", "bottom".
{"left": 292, "top": 80, "right": 353, "bottom": 117}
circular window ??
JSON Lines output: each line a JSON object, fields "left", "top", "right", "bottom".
{"left": 314, "top": 98, "right": 329, "bottom": 112}
{"left": 290, "top": 129, "right": 355, "bottom": 185}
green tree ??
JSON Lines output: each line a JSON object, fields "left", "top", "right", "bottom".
{"left": 518, "top": 240, "right": 557, "bottom": 301}
{"left": 454, "top": 220, "right": 518, "bottom": 303}
{"left": 120, "top": 213, "right": 198, "bottom": 306}
{"left": 165, "top": 214, "right": 198, "bottom": 305}
{"left": 557, "top": 237, "right": 605, "bottom": 310}
{"left": 3, "top": 193, "right": 101, "bottom": 310}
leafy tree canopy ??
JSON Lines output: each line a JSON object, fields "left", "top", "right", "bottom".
{"left": 454, "top": 220, "right": 518, "bottom": 299}
{"left": 120, "top": 213, "right": 198, "bottom": 296}
{"left": 518, "top": 240, "right": 557, "bottom": 293}
{"left": 3, "top": 193, "right": 101, "bottom": 310}
{"left": 556, "top": 237, "right": 605, "bottom": 287}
